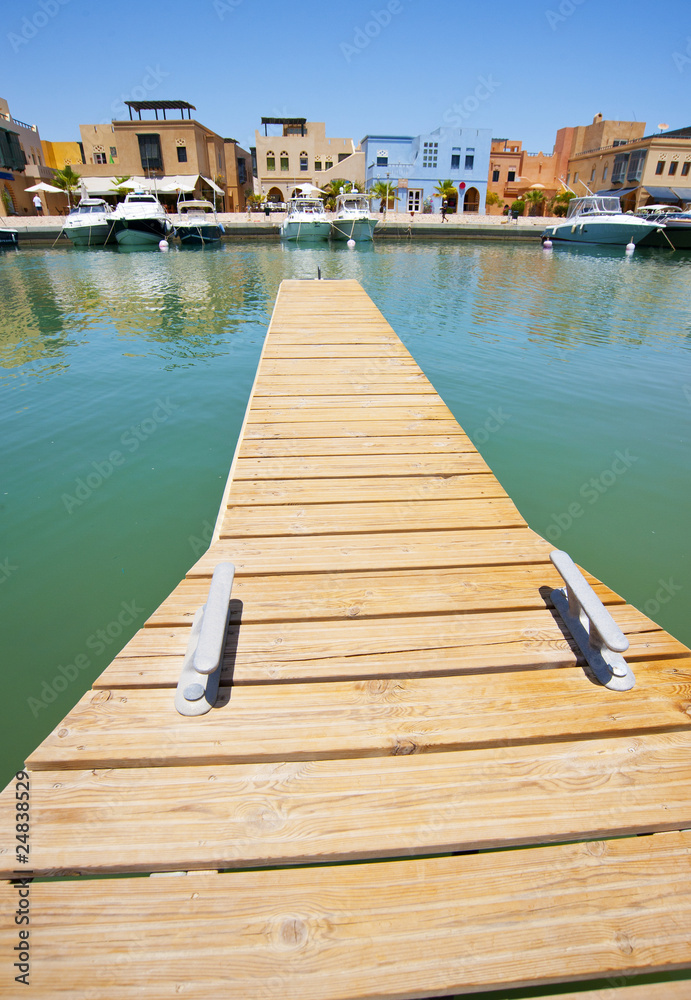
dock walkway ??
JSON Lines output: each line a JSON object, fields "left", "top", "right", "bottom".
{"left": 2, "top": 279, "right": 690, "bottom": 997}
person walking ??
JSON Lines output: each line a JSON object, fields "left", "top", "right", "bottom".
{"left": 441, "top": 199, "right": 448, "bottom": 223}
{"left": 33, "top": 193, "right": 43, "bottom": 215}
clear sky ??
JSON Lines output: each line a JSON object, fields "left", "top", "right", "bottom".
{"left": 4, "top": 0, "right": 690, "bottom": 155}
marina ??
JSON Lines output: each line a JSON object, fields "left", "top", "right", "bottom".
{"left": 2, "top": 271, "right": 691, "bottom": 995}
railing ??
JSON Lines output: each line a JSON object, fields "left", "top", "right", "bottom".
{"left": 549, "top": 550, "right": 635, "bottom": 691}
{"left": 0, "top": 113, "right": 37, "bottom": 131}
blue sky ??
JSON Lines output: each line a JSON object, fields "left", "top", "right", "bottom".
{"left": 4, "top": 0, "right": 690, "bottom": 155}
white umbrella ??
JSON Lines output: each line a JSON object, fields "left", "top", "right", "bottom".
{"left": 24, "top": 182, "right": 63, "bottom": 193}
{"left": 293, "top": 183, "right": 326, "bottom": 195}
{"left": 529, "top": 183, "right": 547, "bottom": 190}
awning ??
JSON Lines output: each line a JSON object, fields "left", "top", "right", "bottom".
{"left": 77, "top": 174, "right": 223, "bottom": 197}
{"left": 673, "top": 187, "right": 691, "bottom": 202}
{"left": 200, "top": 175, "right": 224, "bottom": 195}
{"left": 642, "top": 186, "right": 680, "bottom": 201}
{"left": 596, "top": 187, "right": 637, "bottom": 197}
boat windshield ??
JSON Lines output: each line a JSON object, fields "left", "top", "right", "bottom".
{"left": 566, "top": 196, "right": 621, "bottom": 218}
{"left": 290, "top": 198, "right": 324, "bottom": 213}
{"left": 338, "top": 196, "right": 370, "bottom": 212}
{"left": 127, "top": 195, "right": 157, "bottom": 204}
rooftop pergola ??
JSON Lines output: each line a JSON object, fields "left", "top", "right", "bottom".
{"left": 124, "top": 101, "right": 196, "bottom": 121}
{"left": 261, "top": 116, "right": 307, "bottom": 136}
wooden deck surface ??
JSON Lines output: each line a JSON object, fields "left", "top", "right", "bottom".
{"left": 1, "top": 279, "right": 690, "bottom": 998}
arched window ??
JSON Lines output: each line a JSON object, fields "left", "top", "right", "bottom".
{"left": 267, "top": 187, "right": 284, "bottom": 203}
{"left": 280, "top": 151, "right": 289, "bottom": 171}
{"left": 266, "top": 150, "right": 275, "bottom": 171}
{"left": 300, "top": 151, "right": 308, "bottom": 171}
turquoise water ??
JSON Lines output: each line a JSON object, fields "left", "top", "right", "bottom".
{"left": 1, "top": 239, "right": 690, "bottom": 787}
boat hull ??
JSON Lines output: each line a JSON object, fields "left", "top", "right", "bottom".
{"left": 64, "top": 222, "right": 116, "bottom": 247}
{"left": 281, "top": 220, "right": 331, "bottom": 241}
{"left": 637, "top": 222, "right": 691, "bottom": 249}
{"left": 0, "top": 229, "right": 18, "bottom": 248}
{"left": 175, "top": 223, "right": 223, "bottom": 245}
{"left": 542, "top": 218, "right": 658, "bottom": 246}
{"left": 113, "top": 218, "right": 170, "bottom": 246}
{"left": 330, "top": 217, "right": 376, "bottom": 241}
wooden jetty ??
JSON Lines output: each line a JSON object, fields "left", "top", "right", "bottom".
{"left": 2, "top": 279, "right": 690, "bottom": 997}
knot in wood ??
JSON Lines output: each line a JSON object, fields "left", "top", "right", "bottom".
{"left": 614, "top": 930, "right": 634, "bottom": 955}
{"left": 278, "top": 916, "right": 308, "bottom": 950}
{"left": 392, "top": 738, "right": 418, "bottom": 756}
{"left": 347, "top": 605, "right": 361, "bottom": 617}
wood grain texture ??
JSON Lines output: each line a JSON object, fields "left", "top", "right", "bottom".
{"left": 1, "top": 832, "right": 690, "bottom": 997}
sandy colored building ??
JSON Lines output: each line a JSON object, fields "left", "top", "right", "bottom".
{"left": 486, "top": 139, "right": 560, "bottom": 215}
{"left": 564, "top": 122, "right": 691, "bottom": 210}
{"left": 0, "top": 97, "right": 67, "bottom": 217}
{"left": 77, "top": 101, "right": 251, "bottom": 211}
{"left": 254, "top": 118, "right": 365, "bottom": 203}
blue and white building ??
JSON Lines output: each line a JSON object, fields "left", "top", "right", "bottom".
{"left": 361, "top": 126, "right": 492, "bottom": 214}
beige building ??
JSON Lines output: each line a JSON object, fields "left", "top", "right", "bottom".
{"left": 565, "top": 121, "right": 691, "bottom": 210}
{"left": 42, "top": 140, "right": 84, "bottom": 171}
{"left": 254, "top": 118, "right": 365, "bottom": 203}
{"left": 78, "top": 100, "right": 252, "bottom": 211}
{"left": 0, "top": 97, "right": 67, "bottom": 216}
{"left": 486, "top": 139, "right": 560, "bottom": 214}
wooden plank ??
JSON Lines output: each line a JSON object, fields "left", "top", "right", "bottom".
{"left": 219, "top": 498, "right": 526, "bottom": 536}
{"left": 236, "top": 434, "right": 474, "bottom": 457}
{"left": 146, "top": 565, "right": 623, "bottom": 627}
{"left": 246, "top": 404, "right": 455, "bottom": 423}
{"left": 250, "top": 394, "right": 450, "bottom": 409}
{"left": 223, "top": 474, "right": 507, "bottom": 506}
{"left": 26, "top": 660, "right": 691, "bottom": 770}
{"left": 253, "top": 375, "right": 438, "bottom": 393}
{"left": 1, "top": 832, "right": 690, "bottom": 998}
{"left": 522, "top": 983, "right": 691, "bottom": 1000}
{"left": 243, "top": 418, "right": 465, "bottom": 439}
{"left": 188, "top": 528, "right": 550, "bottom": 574}
{"left": 232, "top": 452, "right": 492, "bottom": 478}
{"left": 5, "top": 733, "right": 691, "bottom": 875}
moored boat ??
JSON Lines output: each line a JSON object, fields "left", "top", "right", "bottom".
{"left": 636, "top": 207, "right": 691, "bottom": 249}
{"left": 542, "top": 196, "right": 660, "bottom": 246}
{"left": 330, "top": 192, "right": 376, "bottom": 242}
{"left": 280, "top": 195, "right": 330, "bottom": 242}
{"left": 63, "top": 198, "right": 116, "bottom": 246}
{"left": 111, "top": 191, "right": 172, "bottom": 247}
{"left": 174, "top": 198, "right": 224, "bottom": 245}
{"left": 0, "top": 224, "right": 18, "bottom": 248}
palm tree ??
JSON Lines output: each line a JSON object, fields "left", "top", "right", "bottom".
{"left": 51, "top": 165, "right": 81, "bottom": 209}
{"left": 370, "top": 180, "right": 397, "bottom": 215}
{"left": 524, "top": 189, "right": 546, "bottom": 217}
{"left": 109, "top": 175, "right": 134, "bottom": 203}
{"left": 321, "top": 178, "right": 350, "bottom": 211}
{"left": 549, "top": 190, "right": 576, "bottom": 218}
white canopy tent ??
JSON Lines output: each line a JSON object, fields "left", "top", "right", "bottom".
{"left": 78, "top": 175, "right": 224, "bottom": 197}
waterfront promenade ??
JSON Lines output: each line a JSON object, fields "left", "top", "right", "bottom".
{"left": 1, "top": 279, "right": 690, "bottom": 997}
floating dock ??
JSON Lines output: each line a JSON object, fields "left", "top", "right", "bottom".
{"left": 2, "top": 279, "right": 690, "bottom": 997}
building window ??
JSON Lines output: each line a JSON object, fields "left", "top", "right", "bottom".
{"left": 627, "top": 149, "right": 646, "bottom": 182}
{"left": 612, "top": 139, "right": 627, "bottom": 147}
{"left": 465, "top": 154, "right": 474, "bottom": 170}
{"left": 280, "top": 151, "right": 289, "bottom": 171}
{"left": 655, "top": 160, "right": 665, "bottom": 175}
{"left": 611, "top": 153, "right": 629, "bottom": 184}
{"left": 137, "top": 133, "right": 162, "bottom": 171}
{"left": 325, "top": 158, "right": 332, "bottom": 171}
{"left": 338, "top": 153, "right": 349, "bottom": 162}
{"left": 565, "top": 173, "right": 570, "bottom": 184}
{"left": 110, "top": 146, "right": 117, "bottom": 159}
{"left": 376, "top": 155, "right": 388, "bottom": 166}
{"left": 602, "top": 165, "right": 608, "bottom": 181}
{"left": 266, "top": 151, "right": 275, "bottom": 171}
{"left": 422, "top": 141, "right": 438, "bottom": 169}
{"left": 682, "top": 162, "right": 690, "bottom": 176}
{"left": 94, "top": 152, "right": 106, "bottom": 164}
{"left": 669, "top": 160, "right": 678, "bottom": 175}
{"left": 590, "top": 166, "right": 596, "bottom": 182}
{"left": 177, "top": 146, "right": 187, "bottom": 163}
{"left": 451, "top": 147, "right": 460, "bottom": 170}
{"left": 507, "top": 170, "right": 516, "bottom": 182}
{"left": 300, "top": 151, "right": 308, "bottom": 171}
{"left": 314, "top": 160, "right": 322, "bottom": 171}
{"left": 574, "top": 172, "right": 579, "bottom": 183}
{"left": 492, "top": 169, "right": 500, "bottom": 182}
{"left": 238, "top": 158, "right": 246, "bottom": 184}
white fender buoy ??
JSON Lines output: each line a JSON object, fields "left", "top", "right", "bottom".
{"left": 542, "top": 239, "right": 553, "bottom": 249}
{"left": 159, "top": 239, "right": 169, "bottom": 250}
{"left": 347, "top": 239, "right": 356, "bottom": 248}
{"left": 625, "top": 241, "right": 635, "bottom": 254}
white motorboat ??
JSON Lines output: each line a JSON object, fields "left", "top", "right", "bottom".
{"left": 330, "top": 192, "right": 376, "bottom": 242}
{"left": 174, "top": 198, "right": 224, "bottom": 245}
{"left": 111, "top": 191, "right": 172, "bottom": 247}
{"left": 0, "top": 223, "right": 18, "bottom": 248}
{"left": 542, "top": 196, "right": 660, "bottom": 246}
{"left": 280, "top": 195, "right": 330, "bottom": 242}
{"left": 63, "top": 198, "right": 116, "bottom": 246}
{"left": 636, "top": 206, "right": 691, "bottom": 249}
